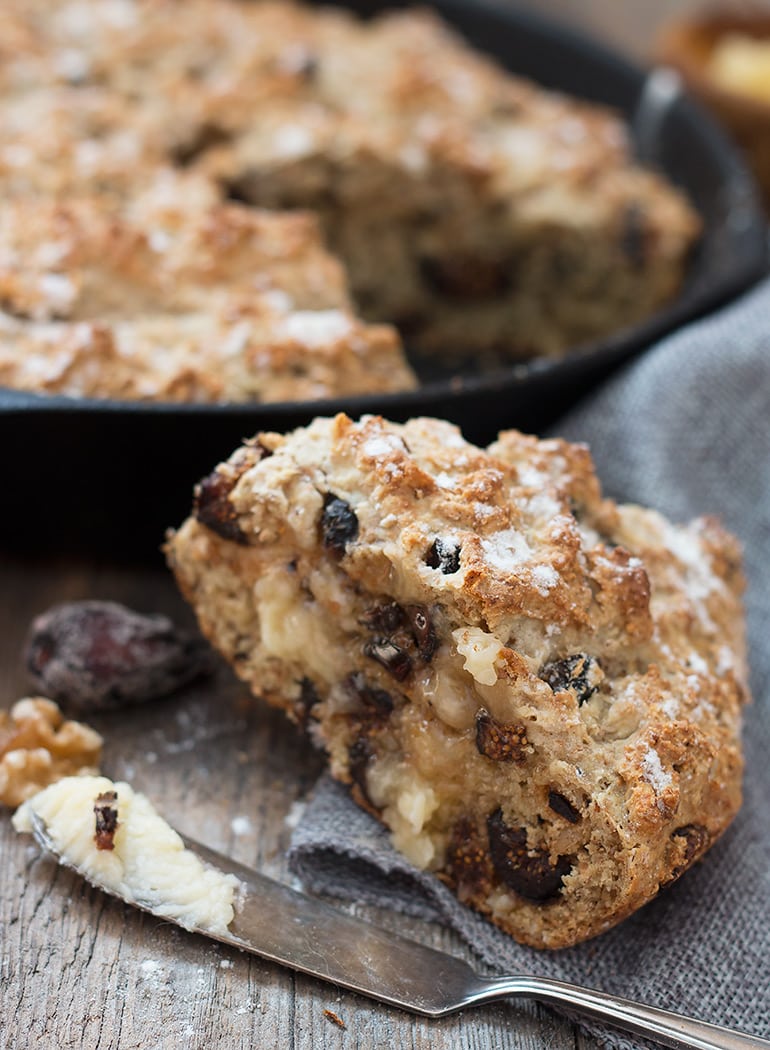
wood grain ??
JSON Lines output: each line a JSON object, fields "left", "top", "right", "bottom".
{"left": 0, "top": 555, "right": 582, "bottom": 1050}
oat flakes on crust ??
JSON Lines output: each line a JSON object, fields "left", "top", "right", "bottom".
{"left": 0, "top": 173, "right": 415, "bottom": 402}
{"left": 167, "top": 414, "right": 747, "bottom": 949}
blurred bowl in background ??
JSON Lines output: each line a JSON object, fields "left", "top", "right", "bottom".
{"left": 658, "top": 8, "right": 770, "bottom": 211}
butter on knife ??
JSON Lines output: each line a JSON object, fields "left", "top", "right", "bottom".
{"left": 12, "top": 775, "right": 768, "bottom": 1050}
{"left": 13, "top": 774, "right": 241, "bottom": 936}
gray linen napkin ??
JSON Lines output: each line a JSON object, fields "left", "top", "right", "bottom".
{"left": 288, "top": 277, "right": 770, "bottom": 1047}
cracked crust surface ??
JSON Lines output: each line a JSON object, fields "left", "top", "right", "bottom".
{"left": 0, "top": 173, "right": 414, "bottom": 402}
{"left": 167, "top": 414, "right": 748, "bottom": 949}
{"left": 0, "top": 0, "right": 699, "bottom": 374}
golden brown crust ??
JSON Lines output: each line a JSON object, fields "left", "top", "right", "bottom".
{"left": 167, "top": 414, "right": 747, "bottom": 949}
{"left": 0, "top": 0, "right": 699, "bottom": 381}
{"left": 0, "top": 175, "right": 415, "bottom": 402}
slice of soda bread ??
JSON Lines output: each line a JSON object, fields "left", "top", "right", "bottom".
{"left": 167, "top": 414, "right": 747, "bottom": 948}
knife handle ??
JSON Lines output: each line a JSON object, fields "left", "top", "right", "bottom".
{"left": 475, "top": 974, "right": 770, "bottom": 1050}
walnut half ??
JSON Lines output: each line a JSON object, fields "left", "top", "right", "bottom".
{"left": 0, "top": 697, "right": 102, "bottom": 807}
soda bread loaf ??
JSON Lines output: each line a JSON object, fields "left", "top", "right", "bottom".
{"left": 198, "top": 4, "right": 700, "bottom": 361}
{"left": 167, "top": 414, "right": 748, "bottom": 949}
{"left": 0, "top": 174, "right": 414, "bottom": 402}
{"left": 0, "top": 0, "right": 699, "bottom": 373}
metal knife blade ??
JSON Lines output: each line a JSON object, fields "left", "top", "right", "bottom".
{"left": 188, "top": 832, "right": 488, "bottom": 1016}
{"left": 28, "top": 813, "right": 770, "bottom": 1050}
{"left": 29, "top": 813, "right": 486, "bottom": 1016}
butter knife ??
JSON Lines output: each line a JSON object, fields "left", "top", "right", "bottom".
{"left": 29, "top": 813, "right": 769, "bottom": 1050}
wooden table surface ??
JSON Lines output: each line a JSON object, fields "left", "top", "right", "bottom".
{"left": 0, "top": 2, "right": 720, "bottom": 1048}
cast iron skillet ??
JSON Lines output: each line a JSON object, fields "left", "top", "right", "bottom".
{"left": 1, "top": 0, "right": 766, "bottom": 558}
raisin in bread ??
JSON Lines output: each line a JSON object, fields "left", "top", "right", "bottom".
{"left": 167, "top": 414, "right": 748, "bottom": 949}
{"left": 0, "top": 174, "right": 414, "bottom": 402}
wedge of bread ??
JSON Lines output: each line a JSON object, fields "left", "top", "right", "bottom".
{"left": 168, "top": 414, "right": 747, "bottom": 948}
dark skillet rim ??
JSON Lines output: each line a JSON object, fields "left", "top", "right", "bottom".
{"left": 0, "top": 0, "right": 766, "bottom": 420}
